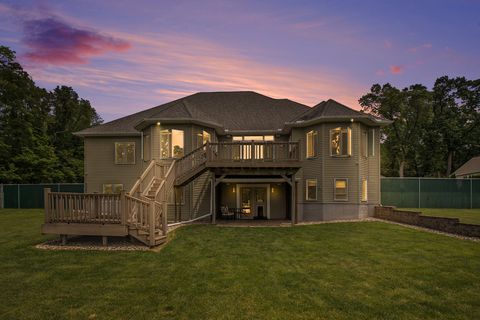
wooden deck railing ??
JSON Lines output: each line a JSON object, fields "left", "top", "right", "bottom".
{"left": 174, "top": 141, "right": 300, "bottom": 183}
{"left": 207, "top": 141, "right": 300, "bottom": 162}
{"left": 44, "top": 191, "right": 123, "bottom": 224}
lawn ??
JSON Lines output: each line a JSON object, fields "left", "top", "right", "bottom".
{"left": 0, "top": 210, "right": 479, "bottom": 320}
{"left": 400, "top": 208, "right": 480, "bottom": 225}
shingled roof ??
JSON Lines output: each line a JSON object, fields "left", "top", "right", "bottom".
{"left": 453, "top": 156, "right": 480, "bottom": 177}
{"left": 76, "top": 92, "right": 389, "bottom": 137}
{"left": 76, "top": 91, "right": 310, "bottom": 136}
{"left": 290, "top": 99, "right": 387, "bottom": 124}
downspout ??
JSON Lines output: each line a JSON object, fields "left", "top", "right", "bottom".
{"left": 141, "top": 131, "right": 144, "bottom": 162}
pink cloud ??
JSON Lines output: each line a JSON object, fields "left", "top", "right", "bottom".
{"left": 407, "top": 43, "right": 433, "bottom": 53}
{"left": 390, "top": 65, "right": 404, "bottom": 74}
{"left": 21, "top": 17, "right": 131, "bottom": 64}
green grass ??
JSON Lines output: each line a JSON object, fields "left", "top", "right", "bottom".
{"left": 1, "top": 209, "right": 479, "bottom": 320}
{"left": 401, "top": 208, "right": 480, "bottom": 225}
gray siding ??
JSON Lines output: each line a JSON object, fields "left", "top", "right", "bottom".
{"left": 84, "top": 136, "right": 145, "bottom": 193}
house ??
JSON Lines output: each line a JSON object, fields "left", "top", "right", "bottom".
{"left": 453, "top": 156, "right": 480, "bottom": 178}
{"left": 42, "top": 91, "right": 390, "bottom": 246}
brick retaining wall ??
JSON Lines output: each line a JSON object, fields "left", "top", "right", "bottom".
{"left": 374, "top": 206, "right": 480, "bottom": 238}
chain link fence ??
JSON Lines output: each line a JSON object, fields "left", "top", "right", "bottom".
{"left": 0, "top": 184, "right": 84, "bottom": 209}
{"left": 381, "top": 178, "right": 480, "bottom": 208}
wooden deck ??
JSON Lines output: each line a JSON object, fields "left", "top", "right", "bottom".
{"left": 43, "top": 141, "right": 300, "bottom": 246}
{"left": 175, "top": 141, "right": 300, "bottom": 185}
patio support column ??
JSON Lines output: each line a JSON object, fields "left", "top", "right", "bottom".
{"left": 291, "top": 174, "right": 296, "bottom": 225}
{"left": 211, "top": 172, "right": 216, "bottom": 224}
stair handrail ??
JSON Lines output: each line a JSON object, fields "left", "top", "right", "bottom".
{"left": 154, "top": 160, "right": 176, "bottom": 201}
{"left": 129, "top": 159, "right": 156, "bottom": 196}
{"left": 175, "top": 143, "right": 208, "bottom": 180}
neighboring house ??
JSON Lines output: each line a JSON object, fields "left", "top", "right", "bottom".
{"left": 453, "top": 156, "right": 480, "bottom": 178}
{"left": 42, "top": 91, "right": 390, "bottom": 246}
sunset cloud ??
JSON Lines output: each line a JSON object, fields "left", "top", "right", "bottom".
{"left": 21, "top": 17, "right": 130, "bottom": 64}
{"left": 407, "top": 43, "right": 432, "bottom": 53}
{"left": 389, "top": 65, "right": 404, "bottom": 74}
{"left": 28, "top": 30, "right": 364, "bottom": 117}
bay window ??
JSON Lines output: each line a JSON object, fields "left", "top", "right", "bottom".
{"left": 306, "top": 179, "right": 318, "bottom": 200}
{"left": 334, "top": 178, "right": 348, "bottom": 201}
{"left": 330, "top": 127, "right": 351, "bottom": 156}
{"left": 160, "top": 129, "right": 184, "bottom": 158}
{"left": 196, "top": 130, "right": 211, "bottom": 148}
{"left": 306, "top": 130, "right": 318, "bottom": 158}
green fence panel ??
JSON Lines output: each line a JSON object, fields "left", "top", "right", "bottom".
{"left": 381, "top": 178, "right": 419, "bottom": 208}
{"left": 58, "top": 184, "right": 84, "bottom": 193}
{"left": 381, "top": 178, "right": 480, "bottom": 209}
{"left": 3, "top": 185, "right": 20, "bottom": 208}
{"left": 473, "top": 180, "right": 480, "bottom": 208}
{"left": 19, "top": 184, "right": 57, "bottom": 209}
{"left": 420, "top": 179, "right": 470, "bottom": 208}
{"left": 2, "top": 183, "right": 84, "bottom": 209}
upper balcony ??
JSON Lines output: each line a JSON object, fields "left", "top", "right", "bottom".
{"left": 175, "top": 141, "right": 301, "bottom": 185}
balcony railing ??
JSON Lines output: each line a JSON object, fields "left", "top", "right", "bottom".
{"left": 207, "top": 141, "right": 300, "bottom": 163}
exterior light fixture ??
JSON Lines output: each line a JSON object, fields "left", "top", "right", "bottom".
{"left": 232, "top": 186, "right": 236, "bottom": 193}
{"left": 156, "top": 122, "right": 160, "bottom": 126}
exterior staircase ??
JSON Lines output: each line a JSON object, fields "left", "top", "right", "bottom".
{"left": 145, "top": 179, "right": 163, "bottom": 200}
{"left": 128, "top": 225, "right": 167, "bottom": 246}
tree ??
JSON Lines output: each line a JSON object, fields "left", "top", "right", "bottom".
{"left": 432, "top": 76, "right": 480, "bottom": 176}
{"left": 0, "top": 46, "right": 59, "bottom": 182}
{"left": 48, "top": 86, "right": 102, "bottom": 181}
{"left": 359, "top": 83, "right": 432, "bottom": 177}
{"left": 0, "top": 45, "right": 102, "bottom": 183}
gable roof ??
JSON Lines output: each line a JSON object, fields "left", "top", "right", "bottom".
{"left": 76, "top": 91, "right": 310, "bottom": 136}
{"left": 453, "top": 156, "right": 480, "bottom": 177}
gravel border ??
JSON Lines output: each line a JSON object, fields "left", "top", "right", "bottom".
{"left": 371, "top": 218, "right": 480, "bottom": 242}
{"left": 35, "top": 235, "right": 150, "bottom": 251}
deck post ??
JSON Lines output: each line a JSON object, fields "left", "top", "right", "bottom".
{"left": 44, "top": 188, "right": 51, "bottom": 223}
{"left": 162, "top": 201, "right": 168, "bottom": 236}
{"left": 211, "top": 173, "right": 216, "bottom": 224}
{"left": 61, "top": 234, "right": 67, "bottom": 245}
{"left": 291, "top": 174, "right": 296, "bottom": 225}
{"left": 102, "top": 236, "right": 108, "bottom": 246}
{"left": 149, "top": 199, "right": 156, "bottom": 247}
{"left": 120, "top": 190, "right": 126, "bottom": 225}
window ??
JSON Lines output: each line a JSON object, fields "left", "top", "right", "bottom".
{"left": 306, "top": 179, "right": 317, "bottom": 200}
{"left": 330, "top": 127, "right": 351, "bottom": 156}
{"left": 160, "top": 129, "right": 184, "bottom": 158}
{"left": 115, "top": 142, "right": 135, "bottom": 164}
{"left": 196, "top": 130, "right": 211, "bottom": 148}
{"left": 361, "top": 130, "right": 368, "bottom": 157}
{"left": 103, "top": 184, "right": 123, "bottom": 194}
{"left": 361, "top": 179, "right": 368, "bottom": 202}
{"left": 368, "top": 129, "right": 375, "bottom": 156}
{"left": 306, "top": 130, "right": 318, "bottom": 158}
{"left": 143, "top": 134, "right": 150, "bottom": 160}
{"left": 334, "top": 178, "right": 348, "bottom": 201}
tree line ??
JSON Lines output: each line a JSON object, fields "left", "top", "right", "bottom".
{"left": 360, "top": 77, "right": 480, "bottom": 177}
{"left": 0, "top": 46, "right": 102, "bottom": 183}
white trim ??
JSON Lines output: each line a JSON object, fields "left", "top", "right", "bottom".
{"left": 236, "top": 184, "right": 270, "bottom": 219}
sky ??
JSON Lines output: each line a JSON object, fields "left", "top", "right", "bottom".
{"left": 0, "top": 0, "right": 479, "bottom": 122}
